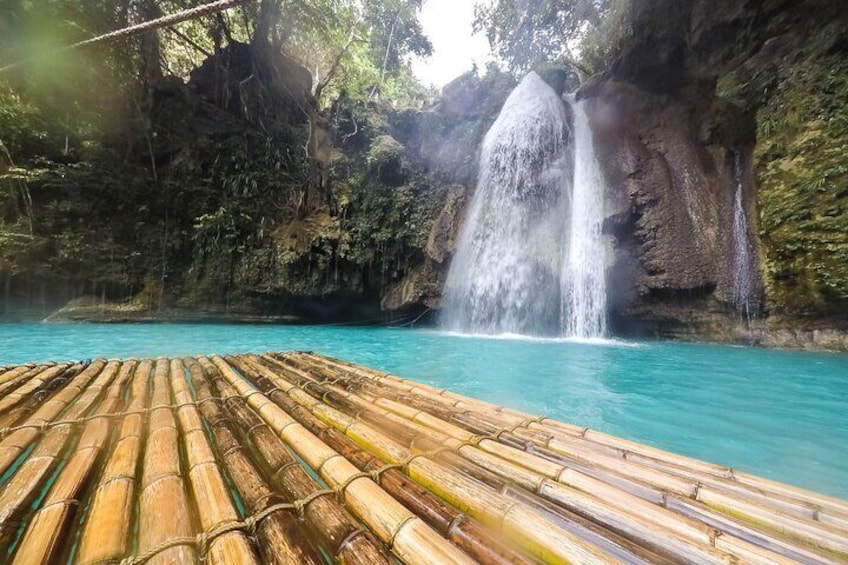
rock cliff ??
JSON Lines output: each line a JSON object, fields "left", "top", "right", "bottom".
{"left": 574, "top": 0, "right": 848, "bottom": 349}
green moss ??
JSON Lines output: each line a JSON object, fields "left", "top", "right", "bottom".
{"left": 754, "top": 24, "right": 848, "bottom": 317}
{"left": 366, "top": 135, "right": 405, "bottom": 168}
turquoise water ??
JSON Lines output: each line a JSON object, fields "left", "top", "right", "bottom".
{"left": 1, "top": 323, "right": 847, "bottom": 499}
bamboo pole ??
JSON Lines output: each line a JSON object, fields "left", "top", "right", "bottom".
{"left": 331, "top": 383, "right": 825, "bottom": 563}
{"left": 0, "top": 360, "right": 121, "bottom": 548}
{"left": 0, "top": 363, "right": 83, "bottom": 431}
{"left": 281, "top": 354, "right": 848, "bottom": 561}
{"left": 135, "top": 358, "right": 198, "bottom": 564}
{"left": 246, "top": 355, "right": 745, "bottom": 565}
{"left": 665, "top": 494, "right": 842, "bottom": 565}
{"left": 0, "top": 363, "right": 50, "bottom": 394}
{"left": 168, "top": 359, "right": 261, "bottom": 565}
{"left": 286, "top": 354, "right": 848, "bottom": 539}
{"left": 215, "top": 355, "right": 622, "bottom": 565}
{"left": 303, "top": 354, "right": 848, "bottom": 512}
{"left": 206, "top": 355, "right": 486, "bottom": 565}
{"left": 186, "top": 359, "right": 328, "bottom": 565}
{"left": 191, "top": 357, "right": 393, "bottom": 565}
{"left": 292, "top": 353, "right": 848, "bottom": 535}
{"left": 11, "top": 360, "right": 137, "bottom": 564}
{"left": 230, "top": 354, "right": 580, "bottom": 565}
{"left": 0, "top": 359, "right": 108, "bottom": 477}
{"left": 76, "top": 360, "right": 153, "bottom": 565}
{"left": 0, "top": 363, "right": 72, "bottom": 418}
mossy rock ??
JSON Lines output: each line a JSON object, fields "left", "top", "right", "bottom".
{"left": 753, "top": 23, "right": 848, "bottom": 316}
{"left": 366, "top": 135, "right": 406, "bottom": 186}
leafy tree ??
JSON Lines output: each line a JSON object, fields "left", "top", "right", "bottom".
{"left": 0, "top": 0, "right": 437, "bottom": 315}
{"left": 473, "top": 0, "right": 619, "bottom": 74}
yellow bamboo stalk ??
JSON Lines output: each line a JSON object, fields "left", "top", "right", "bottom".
{"left": 667, "top": 494, "right": 846, "bottom": 565}
{"left": 193, "top": 357, "right": 393, "bottom": 565}
{"left": 169, "top": 358, "right": 261, "bottom": 565}
{"left": 0, "top": 363, "right": 72, "bottom": 419}
{"left": 206, "top": 355, "right": 485, "bottom": 565}
{"left": 231, "top": 356, "right": 541, "bottom": 565}
{"left": 295, "top": 353, "right": 848, "bottom": 530}
{"left": 0, "top": 360, "right": 121, "bottom": 547}
{"left": 136, "top": 358, "right": 198, "bottom": 564}
{"left": 0, "top": 359, "right": 108, "bottom": 477}
{"left": 285, "top": 353, "right": 848, "bottom": 560}
{"left": 0, "top": 363, "right": 84, "bottom": 431}
{"left": 11, "top": 360, "right": 137, "bottom": 564}
{"left": 0, "top": 363, "right": 49, "bottom": 394}
{"left": 245, "top": 355, "right": 745, "bottom": 565}
{"left": 186, "top": 358, "right": 327, "bottom": 565}
{"left": 76, "top": 360, "right": 153, "bottom": 565}
{"left": 285, "top": 355, "right": 848, "bottom": 544}
{"left": 219, "top": 355, "right": 621, "bottom": 565}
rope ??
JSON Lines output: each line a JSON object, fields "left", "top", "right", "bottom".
{"left": 117, "top": 467, "right": 380, "bottom": 565}
{"left": 0, "top": 0, "right": 253, "bottom": 73}
{"left": 0, "top": 402, "right": 197, "bottom": 439}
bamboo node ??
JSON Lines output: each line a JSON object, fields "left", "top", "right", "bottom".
{"left": 387, "top": 515, "right": 418, "bottom": 551}
{"left": 196, "top": 396, "right": 220, "bottom": 409}
{"left": 336, "top": 526, "right": 369, "bottom": 554}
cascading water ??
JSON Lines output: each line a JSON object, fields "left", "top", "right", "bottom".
{"left": 730, "top": 150, "right": 758, "bottom": 317}
{"left": 442, "top": 73, "right": 607, "bottom": 338}
{"left": 562, "top": 100, "right": 608, "bottom": 337}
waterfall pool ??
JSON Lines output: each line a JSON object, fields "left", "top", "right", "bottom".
{"left": 1, "top": 322, "right": 846, "bottom": 499}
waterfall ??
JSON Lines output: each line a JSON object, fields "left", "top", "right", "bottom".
{"left": 442, "top": 73, "right": 607, "bottom": 338}
{"left": 730, "top": 150, "right": 757, "bottom": 316}
{"left": 562, "top": 100, "right": 608, "bottom": 337}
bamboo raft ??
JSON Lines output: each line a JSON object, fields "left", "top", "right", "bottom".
{"left": 0, "top": 352, "right": 845, "bottom": 564}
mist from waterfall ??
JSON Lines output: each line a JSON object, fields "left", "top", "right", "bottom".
{"left": 442, "top": 73, "right": 607, "bottom": 338}
{"left": 730, "top": 150, "right": 757, "bottom": 317}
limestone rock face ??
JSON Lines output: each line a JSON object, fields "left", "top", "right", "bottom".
{"left": 425, "top": 184, "right": 466, "bottom": 265}
{"left": 580, "top": 79, "right": 760, "bottom": 322}
{"left": 575, "top": 0, "right": 847, "bottom": 344}
{"left": 377, "top": 73, "right": 513, "bottom": 314}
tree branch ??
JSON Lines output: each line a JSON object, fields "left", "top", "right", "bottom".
{"left": 314, "top": 25, "right": 358, "bottom": 103}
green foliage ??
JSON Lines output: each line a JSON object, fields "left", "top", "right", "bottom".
{"left": 366, "top": 135, "right": 404, "bottom": 168}
{"left": 0, "top": 0, "right": 440, "bottom": 316}
{"left": 473, "top": 0, "right": 620, "bottom": 73}
{"left": 754, "top": 23, "right": 848, "bottom": 316}
{"left": 579, "top": 0, "right": 632, "bottom": 73}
